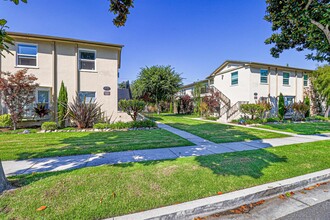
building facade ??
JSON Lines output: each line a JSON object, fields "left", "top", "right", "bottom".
{"left": 0, "top": 32, "right": 131, "bottom": 124}
{"left": 179, "top": 60, "right": 312, "bottom": 122}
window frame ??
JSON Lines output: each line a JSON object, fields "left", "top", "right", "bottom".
{"left": 78, "top": 91, "right": 96, "bottom": 103}
{"left": 231, "top": 71, "right": 238, "bottom": 86}
{"left": 16, "top": 42, "right": 38, "bottom": 68}
{"left": 260, "top": 69, "right": 269, "bottom": 84}
{"left": 303, "top": 74, "right": 308, "bottom": 87}
{"left": 78, "top": 48, "right": 97, "bottom": 72}
{"left": 283, "top": 72, "right": 290, "bottom": 86}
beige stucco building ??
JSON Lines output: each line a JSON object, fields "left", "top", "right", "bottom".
{"left": 0, "top": 32, "right": 131, "bottom": 123}
{"left": 179, "top": 60, "right": 313, "bottom": 122}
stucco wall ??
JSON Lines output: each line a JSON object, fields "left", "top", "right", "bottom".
{"left": 1, "top": 36, "right": 122, "bottom": 121}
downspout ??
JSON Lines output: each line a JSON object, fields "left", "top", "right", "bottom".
{"left": 52, "top": 41, "right": 58, "bottom": 122}
{"left": 295, "top": 71, "right": 298, "bottom": 101}
{"left": 75, "top": 44, "right": 80, "bottom": 93}
{"left": 268, "top": 67, "right": 271, "bottom": 101}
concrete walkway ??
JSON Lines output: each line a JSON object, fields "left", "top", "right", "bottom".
{"left": 3, "top": 123, "right": 330, "bottom": 177}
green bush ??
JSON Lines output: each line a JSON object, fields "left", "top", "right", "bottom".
{"left": 278, "top": 93, "right": 285, "bottom": 120}
{"left": 0, "top": 114, "right": 12, "bottom": 127}
{"left": 41, "top": 122, "right": 58, "bottom": 131}
{"left": 240, "top": 104, "right": 264, "bottom": 119}
{"left": 206, "top": 116, "right": 219, "bottom": 121}
{"left": 306, "top": 115, "right": 329, "bottom": 121}
{"left": 93, "top": 120, "right": 157, "bottom": 129}
{"left": 118, "top": 99, "right": 145, "bottom": 121}
{"left": 93, "top": 120, "right": 157, "bottom": 130}
{"left": 266, "top": 117, "right": 281, "bottom": 123}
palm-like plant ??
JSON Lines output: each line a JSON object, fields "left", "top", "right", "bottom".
{"left": 33, "top": 103, "right": 50, "bottom": 118}
{"left": 67, "top": 93, "right": 103, "bottom": 129}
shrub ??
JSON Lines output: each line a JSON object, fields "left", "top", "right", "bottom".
{"left": 41, "top": 122, "right": 57, "bottom": 131}
{"left": 67, "top": 93, "right": 103, "bottom": 129}
{"left": 304, "top": 96, "right": 311, "bottom": 118}
{"left": 292, "top": 101, "right": 309, "bottom": 121}
{"left": 58, "top": 81, "right": 68, "bottom": 128}
{"left": 306, "top": 115, "right": 329, "bottom": 121}
{"left": 240, "top": 104, "right": 264, "bottom": 120}
{"left": 206, "top": 116, "right": 219, "bottom": 121}
{"left": 93, "top": 119, "right": 157, "bottom": 130}
{"left": 278, "top": 93, "right": 285, "bottom": 120}
{"left": 179, "top": 95, "right": 194, "bottom": 114}
{"left": 119, "top": 99, "right": 145, "bottom": 121}
{"left": 266, "top": 117, "right": 281, "bottom": 123}
{"left": 33, "top": 103, "right": 50, "bottom": 118}
{"left": 0, "top": 114, "right": 12, "bottom": 127}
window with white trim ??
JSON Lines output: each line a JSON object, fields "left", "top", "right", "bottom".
{"left": 79, "top": 91, "right": 96, "bottom": 103}
{"left": 283, "top": 72, "right": 290, "bottom": 85}
{"left": 303, "top": 74, "right": 308, "bottom": 87}
{"left": 17, "top": 44, "right": 37, "bottom": 66}
{"left": 37, "top": 88, "right": 50, "bottom": 109}
{"left": 260, "top": 69, "right": 268, "bottom": 84}
{"left": 79, "top": 50, "right": 96, "bottom": 70}
{"left": 231, "top": 72, "right": 238, "bottom": 85}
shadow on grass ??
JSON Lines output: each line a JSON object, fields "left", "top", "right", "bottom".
{"left": 9, "top": 148, "right": 287, "bottom": 187}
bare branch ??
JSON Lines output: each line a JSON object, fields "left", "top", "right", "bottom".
{"left": 305, "top": 0, "right": 313, "bottom": 10}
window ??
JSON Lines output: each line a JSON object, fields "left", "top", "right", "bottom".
{"left": 17, "top": 44, "right": 37, "bottom": 66}
{"left": 304, "top": 74, "right": 308, "bottom": 87}
{"left": 231, "top": 72, "right": 238, "bottom": 85}
{"left": 260, "top": 69, "right": 268, "bottom": 84}
{"left": 79, "top": 50, "right": 96, "bottom": 70}
{"left": 210, "top": 78, "right": 214, "bottom": 85}
{"left": 37, "top": 89, "right": 50, "bottom": 109}
{"left": 283, "top": 72, "right": 290, "bottom": 85}
{"left": 79, "top": 91, "right": 96, "bottom": 103}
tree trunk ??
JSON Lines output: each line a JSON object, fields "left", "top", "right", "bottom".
{"left": 0, "top": 161, "right": 9, "bottom": 193}
{"left": 325, "top": 106, "right": 330, "bottom": 118}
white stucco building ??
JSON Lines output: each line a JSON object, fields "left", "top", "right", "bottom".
{"left": 0, "top": 32, "right": 131, "bottom": 124}
{"left": 180, "top": 60, "right": 312, "bottom": 122}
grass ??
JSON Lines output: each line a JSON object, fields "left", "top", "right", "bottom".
{"left": 1, "top": 140, "right": 329, "bottom": 220}
{"left": 258, "top": 121, "right": 330, "bottom": 135}
{"left": 0, "top": 129, "right": 193, "bottom": 161}
{"left": 147, "top": 114, "right": 289, "bottom": 143}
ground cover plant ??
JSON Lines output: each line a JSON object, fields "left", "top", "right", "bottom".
{"left": 0, "top": 140, "right": 329, "bottom": 219}
{"left": 147, "top": 114, "right": 288, "bottom": 143}
{"left": 0, "top": 129, "right": 193, "bottom": 161}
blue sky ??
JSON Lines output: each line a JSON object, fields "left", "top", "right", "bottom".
{"left": 0, "top": 0, "right": 322, "bottom": 84}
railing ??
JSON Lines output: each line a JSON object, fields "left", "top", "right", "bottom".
{"left": 210, "top": 86, "right": 231, "bottom": 107}
{"left": 200, "top": 87, "right": 209, "bottom": 94}
{"left": 227, "top": 101, "right": 248, "bottom": 119}
{"left": 219, "top": 105, "right": 229, "bottom": 117}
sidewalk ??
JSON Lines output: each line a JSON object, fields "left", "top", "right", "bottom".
{"left": 3, "top": 122, "right": 330, "bottom": 176}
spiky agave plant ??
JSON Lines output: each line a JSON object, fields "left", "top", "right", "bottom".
{"left": 67, "top": 93, "right": 103, "bottom": 129}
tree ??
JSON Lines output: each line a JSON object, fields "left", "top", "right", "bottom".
{"left": 312, "top": 65, "right": 330, "bottom": 117}
{"left": 265, "top": 0, "right": 330, "bottom": 63}
{"left": 178, "top": 95, "right": 193, "bottom": 114}
{"left": 0, "top": 69, "right": 38, "bottom": 130}
{"left": 119, "top": 99, "right": 145, "bottom": 121}
{"left": 240, "top": 104, "right": 264, "bottom": 120}
{"left": 0, "top": 160, "right": 10, "bottom": 193}
{"left": 109, "top": 0, "right": 134, "bottom": 27}
{"left": 278, "top": 93, "right": 286, "bottom": 120}
{"left": 202, "top": 88, "right": 221, "bottom": 117}
{"left": 58, "top": 81, "right": 68, "bottom": 128}
{"left": 131, "top": 65, "right": 182, "bottom": 114}
{"left": 118, "top": 80, "right": 129, "bottom": 89}
{"left": 292, "top": 101, "right": 310, "bottom": 120}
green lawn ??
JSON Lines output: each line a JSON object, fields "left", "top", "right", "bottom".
{"left": 147, "top": 114, "right": 289, "bottom": 143}
{"left": 258, "top": 122, "right": 330, "bottom": 135}
{"left": 0, "top": 129, "right": 193, "bottom": 161}
{"left": 1, "top": 140, "right": 329, "bottom": 220}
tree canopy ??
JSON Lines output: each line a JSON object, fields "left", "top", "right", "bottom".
{"left": 265, "top": 0, "right": 330, "bottom": 63}
{"left": 131, "top": 65, "right": 182, "bottom": 114}
{"left": 312, "top": 65, "right": 330, "bottom": 116}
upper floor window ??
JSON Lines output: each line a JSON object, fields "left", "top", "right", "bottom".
{"left": 260, "top": 69, "right": 268, "bottom": 84}
{"left": 209, "top": 78, "right": 214, "bottom": 85}
{"left": 231, "top": 72, "right": 238, "bottom": 85}
{"left": 303, "top": 74, "right": 308, "bottom": 87}
{"left": 79, "top": 91, "right": 96, "bottom": 103}
{"left": 17, "top": 43, "right": 37, "bottom": 67}
{"left": 283, "top": 72, "right": 290, "bottom": 85}
{"left": 79, "top": 49, "right": 96, "bottom": 71}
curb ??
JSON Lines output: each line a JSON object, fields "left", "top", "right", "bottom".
{"left": 109, "top": 168, "right": 330, "bottom": 220}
